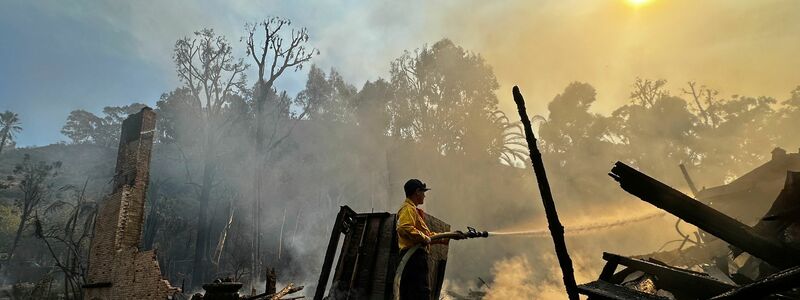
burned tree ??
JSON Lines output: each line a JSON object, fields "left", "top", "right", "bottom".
{"left": 629, "top": 78, "right": 668, "bottom": 108}
{"left": 33, "top": 179, "right": 97, "bottom": 299}
{"left": 244, "top": 16, "right": 317, "bottom": 290}
{"left": 173, "top": 28, "right": 248, "bottom": 287}
{"left": 5, "top": 154, "right": 61, "bottom": 262}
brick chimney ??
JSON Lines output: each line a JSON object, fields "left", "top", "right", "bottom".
{"left": 772, "top": 147, "right": 787, "bottom": 161}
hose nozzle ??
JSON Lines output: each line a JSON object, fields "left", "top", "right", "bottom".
{"left": 430, "top": 227, "right": 489, "bottom": 241}
{"left": 465, "top": 226, "right": 489, "bottom": 238}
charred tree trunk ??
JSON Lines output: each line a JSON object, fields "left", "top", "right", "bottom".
{"left": 265, "top": 268, "right": 276, "bottom": 295}
{"left": 0, "top": 132, "right": 8, "bottom": 155}
{"left": 252, "top": 79, "right": 267, "bottom": 292}
{"left": 7, "top": 208, "right": 30, "bottom": 261}
{"left": 192, "top": 138, "right": 217, "bottom": 287}
{"left": 512, "top": 86, "right": 579, "bottom": 300}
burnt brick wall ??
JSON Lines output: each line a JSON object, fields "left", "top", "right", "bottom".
{"left": 84, "top": 108, "right": 179, "bottom": 300}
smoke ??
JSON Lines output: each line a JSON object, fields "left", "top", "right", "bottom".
{"left": 483, "top": 256, "right": 538, "bottom": 299}
{"left": 4, "top": 2, "right": 799, "bottom": 298}
{"left": 480, "top": 252, "right": 596, "bottom": 300}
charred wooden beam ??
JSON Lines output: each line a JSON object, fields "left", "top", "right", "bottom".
{"left": 313, "top": 206, "right": 356, "bottom": 300}
{"left": 265, "top": 268, "right": 277, "bottom": 295}
{"left": 710, "top": 265, "right": 800, "bottom": 299}
{"left": 609, "top": 162, "right": 800, "bottom": 269}
{"left": 603, "top": 253, "right": 735, "bottom": 298}
{"left": 513, "top": 86, "right": 579, "bottom": 300}
{"left": 577, "top": 280, "right": 668, "bottom": 300}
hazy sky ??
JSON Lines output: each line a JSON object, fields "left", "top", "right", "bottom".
{"left": 2, "top": 0, "right": 799, "bottom": 146}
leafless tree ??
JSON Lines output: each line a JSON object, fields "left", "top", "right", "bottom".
{"left": 243, "top": 17, "right": 317, "bottom": 289}
{"left": 630, "top": 77, "right": 668, "bottom": 108}
{"left": 173, "top": 28, "right": 248, "bottom": 287}
{"left": 33, "top": 179, "right": 97, "bottom": 299}
{"left": 682, "top": 81, "right": 720, "bottom": 127}
{"left": 5, "top": 154, "right": 61, "bottom": 262}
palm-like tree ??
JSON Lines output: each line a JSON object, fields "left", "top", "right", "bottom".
{"left": 0, "top": 110, "right": 23, "bottom": 154}
{"left": 488, "top": 110, "right": 528, "bottom": 167}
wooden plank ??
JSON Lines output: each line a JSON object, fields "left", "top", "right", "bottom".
{"left": 710, "top": 265, "right": 800, "bottom": 299}
{"left": 383, "top": 218, "right": 401, "bottom": 299}
{"left": 577, "top": 281, "right": 668, "bottom": 300}
{"left": 599, "top": 257, "right": 620, "bottom": 282}
{"left": 603, "top": 252, "right": 735, "bottom": 297}
{"left": 370, "top": 214, "right": 395, "bottom": 300}
{"left": 332, "top": 215, "right": 365, "bottom": 296}
{"left": 354, "top": 214, "right": 384, "bottom": 297}
{"left": 314, "top": 206, "right": 355, "bottom": 300}
{"left": 425, "top": 213, "right": 450, "bottom": 300}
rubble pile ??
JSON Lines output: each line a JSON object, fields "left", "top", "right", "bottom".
{"left": 577, "top": 151, "right": 800, "bottom": 299}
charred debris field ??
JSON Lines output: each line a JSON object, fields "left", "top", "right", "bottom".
{"left": 2, "top": 85, "right": 800, "bottom": 299}
{"left": 2, "top": 3, "right": 800, "bottom": 299}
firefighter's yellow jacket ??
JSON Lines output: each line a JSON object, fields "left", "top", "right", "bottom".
{"left": 396, "top": 198, "right": 434, "bottom": 250}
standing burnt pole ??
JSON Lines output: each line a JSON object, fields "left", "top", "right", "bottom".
{"left": 512, "top": 86, "right": 579, "bottom": 300}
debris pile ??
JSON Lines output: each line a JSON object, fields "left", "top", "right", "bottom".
{"left": 190, "top": 277, "right": 304, "bottom": 300}
{"left": 576, "top": 155, "right": 800, "bottom": 299}
{"left": 314, "top": 206, "right": 451, "bottom": 300}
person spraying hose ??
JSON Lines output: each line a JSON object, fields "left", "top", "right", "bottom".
{"left": 395, "top": 179, "right": 441, "bottom": 300}
{"left": 394, "top": 179, "right": 488, "bottom": 300}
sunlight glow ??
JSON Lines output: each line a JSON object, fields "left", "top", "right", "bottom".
{"left": 627, "top": 0, "right": 652, "bottom": 6}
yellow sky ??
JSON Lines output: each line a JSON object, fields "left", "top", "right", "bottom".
{"left": 431, "top": 0, "right": 800, "bottom": 116}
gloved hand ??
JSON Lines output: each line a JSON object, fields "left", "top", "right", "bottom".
{"left": 452, "top": 230, "right": 466, "bottom": 240}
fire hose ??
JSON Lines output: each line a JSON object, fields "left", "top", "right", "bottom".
{"left": 392, "top": 227, "right": 488, "bottom": 300}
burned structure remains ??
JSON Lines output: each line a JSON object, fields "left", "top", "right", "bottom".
{"left": 314, "top": 206, "right": 451, "bottom": 300}
{"left": 507, "top": 86, "right": 800, "bottom": 299}
{"left": 73, "top": 92, "right": 800, "bottom": 300}
{"left": 83, "top": 108, "right": 180, "bottom": 299}
{"left": 575, "top": 151, "right": 800, "bottom": 299}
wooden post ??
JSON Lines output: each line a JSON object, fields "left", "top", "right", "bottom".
{"left": 679, "top": 163, "right": 699, "bottom": 196}
{"left": 314, "top": 206, "right": 354, "bottom": 300}
{"left": 265, "top": 268, "right": 276, "bottom": 295}
{"left": 512, "top": 86, "right": 579, "bottom": 300}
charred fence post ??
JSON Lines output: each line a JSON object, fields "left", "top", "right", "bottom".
{"left": 513, "top": 86, "right": 579, "bottom": 300}
{"left": 609, "top": 161, "right": 800, "bottom": 269}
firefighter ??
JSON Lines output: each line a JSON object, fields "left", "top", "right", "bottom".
{"left": 396, "top": 178, "right": 438, "bottom": 300}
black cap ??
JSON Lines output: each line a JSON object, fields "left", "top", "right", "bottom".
{"left": 404, "top": 179, "right": 431, "bottom": 197}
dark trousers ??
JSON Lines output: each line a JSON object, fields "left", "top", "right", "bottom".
{"left": 399, "top": 248, "right": 431, "bottom": 300}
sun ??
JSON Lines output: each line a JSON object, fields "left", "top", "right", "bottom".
{"left": 627, "top": 0, "right": 652, "bottom": 6}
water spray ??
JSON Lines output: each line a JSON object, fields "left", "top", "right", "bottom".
{"left": 391, "top": 210, "right": 663, "bottom": 299}
{"left": 392, "top": 227, "right": 488, "bottom": 300}
{"left": 487, "top": 210, "right": 666, "bottom": 238}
